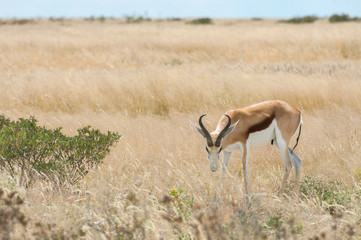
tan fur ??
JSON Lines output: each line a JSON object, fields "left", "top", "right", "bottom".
{"left": 211, "top": 100, "right": 301, "bottom": 148}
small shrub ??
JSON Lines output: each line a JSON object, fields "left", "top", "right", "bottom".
{"left": 354, "top": 168, "right": 361, "bottom": 182}
{"left": 286, "top": 176, "right": 358, "bottom": 212}
{"left": 168, "top": 188, "right": 194, "bottom": 221}
{"left": 84, "top": 16, "right": 95, "bottom": 21}
{"left": 295, "top": 223, "right": 303, "bottom": 234}
{"left": 125, "top": 16, "right": 151, "bottom": 24}
{"left": 83, "top": 16, "right": 108, "bottom": 22}
{"left": 263, "top": 216, "right": 305, "bottom": 239}
{"left": 0, "top": 115, "right": 121, "bottom": 188}
{"left": 98, "top": 16, "right": 106, "bottom": 22}
{"left": 288, "top": 218, "right": 303, "bottom": 235}
{"left": 164, "top": 58, "right": 183, "bottom": 66}
{"left": 264, "top": 216, "right": 283, "bottom": 230}
{"left": 251, "top": 18, "right": 263, "bottom": 21}
{"left": 300, "top": 176, "right": 349, "bottom": 206}
{"left": 329, "top": 14, "right": 361, "bottom": 23}
{"left": 186, "top": 18, "right": 213, "bottom": 25}
{"left": 0, "top": 115, "right": 10, "bottom": 128}
{"left": 278, "top": 16, "right": 318, "bottom": 24}
{"left": 49, "top": 17, "right": 64, "bottom": 22}
{"left": 166, "top": 18, "right": 182, "bottom": 21}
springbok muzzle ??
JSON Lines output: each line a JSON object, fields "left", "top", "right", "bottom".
{"left": 208, "top": 153, "right": 219, "bottom": 172}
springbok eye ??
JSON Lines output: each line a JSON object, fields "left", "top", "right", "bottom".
{"left": 205, "top": 147, "right": 210, "bottom": 153}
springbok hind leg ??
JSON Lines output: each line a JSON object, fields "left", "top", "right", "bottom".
{"left": 279, "top": 149, "right": 292, "bottom": 197}
{"left": 274, "top": 135, "right": 293, "bottom": 197}
{"left": 289, "top": 147, "right": 302, "bottom": 200}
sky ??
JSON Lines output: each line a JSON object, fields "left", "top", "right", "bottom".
{"left": 0, "top": 0, "right": 360, "bottom": 19}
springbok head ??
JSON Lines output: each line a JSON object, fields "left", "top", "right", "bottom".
{"left": 192, "top": 114, "right": 238, "bottom": 172}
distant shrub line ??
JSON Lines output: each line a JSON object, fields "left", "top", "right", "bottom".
{"left": 0, "top": 115, "right": 121, "bottom": 188}
{"left": 278, "top": 14, "right": 361, "bottom": 24}
{"left": 1, "top": 14, "right": 360, "bottom": 26}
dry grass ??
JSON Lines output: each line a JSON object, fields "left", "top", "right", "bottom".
{"left": 0, "top": 18, "right": 360, "bottom": 239}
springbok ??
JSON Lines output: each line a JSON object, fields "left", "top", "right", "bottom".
{"left": 192, "top": 100, "right": 302, "bottom": 201}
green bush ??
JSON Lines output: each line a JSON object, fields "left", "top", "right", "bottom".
{"left": 0, "top": 115, "right": 10, "bottom": 128}
{"left": 0, "top": 115, "right": 121, "bottom": 188}
{"left": 299, "top": 176, "right": 349, "bottom": 206}
{"left": 186, "top": 18, "right": 213, "bottom": 25}
{"left": 329, "top": 14, "right": 361, "bottom": 23}
{"left": 168, "top": 188, "right": 194, "bottom": 220}
{"left": 278, "top": 16, "right": 318, "bottom": 24}
{"left": 286, "top": 176, "right": 361, "bottom": 213}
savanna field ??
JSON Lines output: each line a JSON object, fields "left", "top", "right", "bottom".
{"left": 0, "top": 18, "right": 361, "bottom": 239}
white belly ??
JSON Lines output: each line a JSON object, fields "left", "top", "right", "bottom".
{"left": 248, "top": 120, "right": 276, "bottom": 147}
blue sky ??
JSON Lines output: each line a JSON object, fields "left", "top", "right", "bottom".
{"left": 0, "top": 0, "right": 360, "bottom": 19}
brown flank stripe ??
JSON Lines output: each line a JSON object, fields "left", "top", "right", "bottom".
{"left": 247, "top": 113, "right": 275, "bottom": 136}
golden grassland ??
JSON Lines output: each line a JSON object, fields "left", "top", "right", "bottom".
{"left": 0, "top": 18, "right": 361, "bottom": 239}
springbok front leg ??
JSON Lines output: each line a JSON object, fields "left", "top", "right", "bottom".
{"left": 242, "top": 143, "right": 250, "bottom": 204}
{"left": 215, "top": 151, "right": 232, "bottom": 202}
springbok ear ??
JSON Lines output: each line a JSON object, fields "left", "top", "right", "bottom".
{"left": 222, "top": 120, "right": 239, "bottom": 138}
{"left": 190, "top": 122, "right": 207, "bottom": 139}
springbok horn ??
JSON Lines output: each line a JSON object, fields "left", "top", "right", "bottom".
{"left": 199, "top": 114, "right": 213, "bottom": 146}
{"left": 215, "top": 114, "right": 231, "bottom": 147}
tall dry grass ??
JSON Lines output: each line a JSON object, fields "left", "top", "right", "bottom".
{"left": 0, "top": 18, "right": 360, "bottom": 239}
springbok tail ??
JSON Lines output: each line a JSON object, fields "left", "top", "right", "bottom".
{"left": 292, "top": 116, "right": 302, "bottom": 151}
{"left": 288, "top": 147, "right": 302, "bottom": 170}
